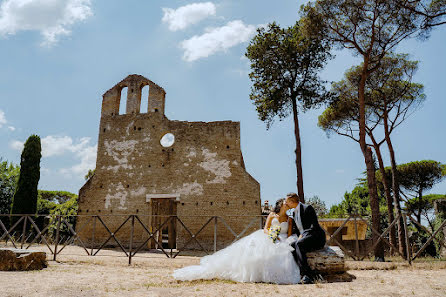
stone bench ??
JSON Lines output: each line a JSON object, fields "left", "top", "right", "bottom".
{"left": 307, "top": 246, "right": 355, "bottom": 282}
{"left": 0, "top": 248, "right": 47, "bottom": 271}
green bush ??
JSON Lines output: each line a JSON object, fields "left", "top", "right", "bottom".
{"left": 0, "top": 160, "right": 20, "bottom": 222}
{"left": 36, "top": 190, "right": 78, "bottom": 240}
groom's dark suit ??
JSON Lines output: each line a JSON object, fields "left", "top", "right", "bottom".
{"left": 290, "top": 203, "right": 326, "bottom": 277}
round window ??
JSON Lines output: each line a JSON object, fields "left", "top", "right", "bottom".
{"left": 160, "top": 133, "right": 175, "bottom": 147}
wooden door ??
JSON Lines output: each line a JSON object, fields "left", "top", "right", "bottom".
{"left": 151, "top": 198, "right": 177, "bottom": 249}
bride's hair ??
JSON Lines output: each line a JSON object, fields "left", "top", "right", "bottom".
{"left": 273, "top": 198, "right": 285, "bottom": 214}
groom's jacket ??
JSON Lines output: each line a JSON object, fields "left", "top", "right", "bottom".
{"left": 291, "top": 203, "right": 325, "bottom": 244}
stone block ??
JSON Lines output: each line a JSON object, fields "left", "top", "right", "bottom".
{"left": 0, "top": 248, "right": 47, "bottom": 271}
{"left": 307, "top": 246, "right": 345, "bottom": 273}
{"left": 307, "top": 246, "right": 355, "bottom": 282}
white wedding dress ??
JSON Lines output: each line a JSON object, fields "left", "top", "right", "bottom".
{"left": 173, "top": 218, "right": 300, "bottom": 284}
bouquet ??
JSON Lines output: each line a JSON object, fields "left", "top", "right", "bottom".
{"left": 268, "top": 225, "right": 281, "bottom": 243}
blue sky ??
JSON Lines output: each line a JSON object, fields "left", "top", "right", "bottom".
{"left": 0, "top": 0, "right": 445, "bottom": 207}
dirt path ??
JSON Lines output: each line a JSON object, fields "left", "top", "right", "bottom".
{"left": 1, "top": 246, "right": 445, "bottom": 297}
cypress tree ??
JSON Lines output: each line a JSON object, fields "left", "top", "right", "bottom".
{"left": 11, "top": 135, "right": 42, "bottom": 224}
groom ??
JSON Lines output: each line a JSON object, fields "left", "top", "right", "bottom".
{"left": 285, "top": 193, "right": 326, "bottom": 284}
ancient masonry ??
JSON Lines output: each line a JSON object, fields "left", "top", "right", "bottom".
{"left": 77, "top": 74, "right": 261, "bottom": 250}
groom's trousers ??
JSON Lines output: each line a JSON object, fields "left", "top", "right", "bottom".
{"left": 291, "top": 230, "right": 326, "bottom": 277}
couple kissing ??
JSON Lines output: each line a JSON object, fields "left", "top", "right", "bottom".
{"left": 173, "top": 193, "right": 326, "bottom": 285}
{"left": 264, "top": 193, "right": 326, "bottom": 284}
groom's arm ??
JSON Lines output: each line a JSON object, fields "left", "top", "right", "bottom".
{"left": 304, "top": 205, "right": 320, "bottom": 231}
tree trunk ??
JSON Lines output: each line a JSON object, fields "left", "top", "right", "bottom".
{"left": 370, "top": 137, "right": 396, "bottom": 254}
{"left": 291, "top": 98, "right": 305, "bottom": 202}
{"left": 417, "top": 188, "right": 423, "bottom": 224}
{"left": 358, "top": 63, "right": 384, "bottom": 259}
{"left": 358, "top": 65, "right": 384, "bottom": 260}
{"left": 383, "top": 108, "right": 407, "bottom": 259}
{"left": 365, "top": 147, "right": 385, "bottom": 260}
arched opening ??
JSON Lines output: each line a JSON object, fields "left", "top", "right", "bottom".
{"left": 141, "top": 85, "right": 149, "bottom": 113}
{"left": 119, "top": 87, "right": 128, "bottom": 115}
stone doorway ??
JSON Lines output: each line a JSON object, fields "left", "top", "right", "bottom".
{"left": 148, "top": 195, "right": 178, "bottom": 249}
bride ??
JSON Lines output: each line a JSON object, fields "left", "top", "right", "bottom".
{"left": 173, "top": 198, "right": 300, "bottom": 284}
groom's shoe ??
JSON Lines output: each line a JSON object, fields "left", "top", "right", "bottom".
{"left": 299, "top": 275, "right": 313, "bottom": 285}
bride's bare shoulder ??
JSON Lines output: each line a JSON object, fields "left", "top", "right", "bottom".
{"left": 267, "top": 212, "right": 278, "bottom": 219}
{"left": 265, "top": 212, "right": 278, "bottom": 225}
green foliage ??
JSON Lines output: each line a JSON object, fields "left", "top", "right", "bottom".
{"left": 84, "top": 169, "right": 95, "bottom": 180}
{"left": 328, "top": 184, "right": 388, "bottom": 217}
{"left": 406, "top": 193, "right": 446, "bottom": 232}
{"left": 0, "top": 159, "right": 20, "bottom": 216}
{"left": 406, "top": 194, "right": 445, "bottom": 215}
{"left": 39, "top": 190, "right": 77, "bottom": 204}
{"left": 398, "top": 160, "right": 446, "bottom": 194}
{"left": 376, "top": 161, "right": 445, "bottom": 197}
{"left": 245, "top": 21, "right": 332, "bottom": 128}
{"left": 36, "top": 190, "right": 78, "bottom": 239}
{"left": 318, "top": 54, "right": 425, "bottom": 141}
{"left": 432, "top": 214, "right": 446, "bottom": 256}
{"left": 375, "top": 160, "right": 445, "bottom": 228}
{"left": 48, "top": 195, "right": 78, "bottom": 238}
{"left": 408, "top": 227, "right": 438, "bottom": 257}
{"left": 11, "top": 135, "right": 42, "bottom": 218}
{"left": 301, "top": 0, "right": 446, "bottom": 69}
{"left": 375, "top": 166, "right": 393, "bottom": 194}
{"left": 306, "top": 195, "right": 328, "bottom": 217}
{"left": 366, "top": 54, "right": 425, "bottom": 112}
{"left": 396, "top": 0, "right": 446, "bottom": 30}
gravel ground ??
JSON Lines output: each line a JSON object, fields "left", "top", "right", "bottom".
{"left": 1, "top": 245, "right": 445, "bottom": 297}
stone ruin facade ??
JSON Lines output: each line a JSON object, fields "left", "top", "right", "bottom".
{"left": 77, "top": 74, "right": 261, "bottom": 250}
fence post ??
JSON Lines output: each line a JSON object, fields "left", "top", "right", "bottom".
{"left": 402, "top": 212, "right": 412, "bottom": 265}
{"left": 354, "top": 214, "right": 360, "bottom": 259}
{"left": 53, "top": 214, "right": 62, "bottom": 261}
{"left": 21, "top": 216, "right": 27, "bottom": 249}
{"left": 129, "top": 215, "right": 135, "bottom": 265}
{"left": 91, "top": 215, "right": 97, "bottom": 256}
{"left": 213, "top": 216, "right": 217, "bottom": 253}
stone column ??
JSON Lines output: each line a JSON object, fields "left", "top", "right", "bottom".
{"left": 126, "top": 81, "right": 142, "bottom": 114}
{"left": 101, "top": 88, "right": 120, "bottom": 117}
{"left": 148, "top": 85, "right": 165, "bottom": 115}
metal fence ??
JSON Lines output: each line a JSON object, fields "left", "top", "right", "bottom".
{"left": 0, "top": 213, "right": 445, "bottom": 265}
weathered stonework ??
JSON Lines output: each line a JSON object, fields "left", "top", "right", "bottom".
{"left": 0, "top": 248, "right": 47, "bottom": 271}
{"left": 77, "top": 74, "right": 261, "bottom": 250}
{"left": 307, "top": 246, "right": 355, "bottom": 283}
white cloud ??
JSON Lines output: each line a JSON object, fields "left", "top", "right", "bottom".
{"left": 0, "top": 0, "right": 93, "bottom": 46}
{"left": 68, "top": 142, "right": 96, "bottom": 176}
{"left": 9, "top": 139, "right": 23, "bottom": 151}
{"left": 181, "top": 20, "right": 256, "bottom": 62}
{"left": 162, "top": 2, "right": 216, "bottom": 31}
{"left": 42, "top": 135, "right": 74, "bottom": 157}
{"left": 0, "top": 109, "right": 6, "bottom": 127}
{"left": 0, "top": 109, "right": 16, "bottom": 131}
{"left": 9, "top": 135, "right": 97, "bottom": 178}
{"left": 41, "top": 167, "right": 51, "bottom": 175}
